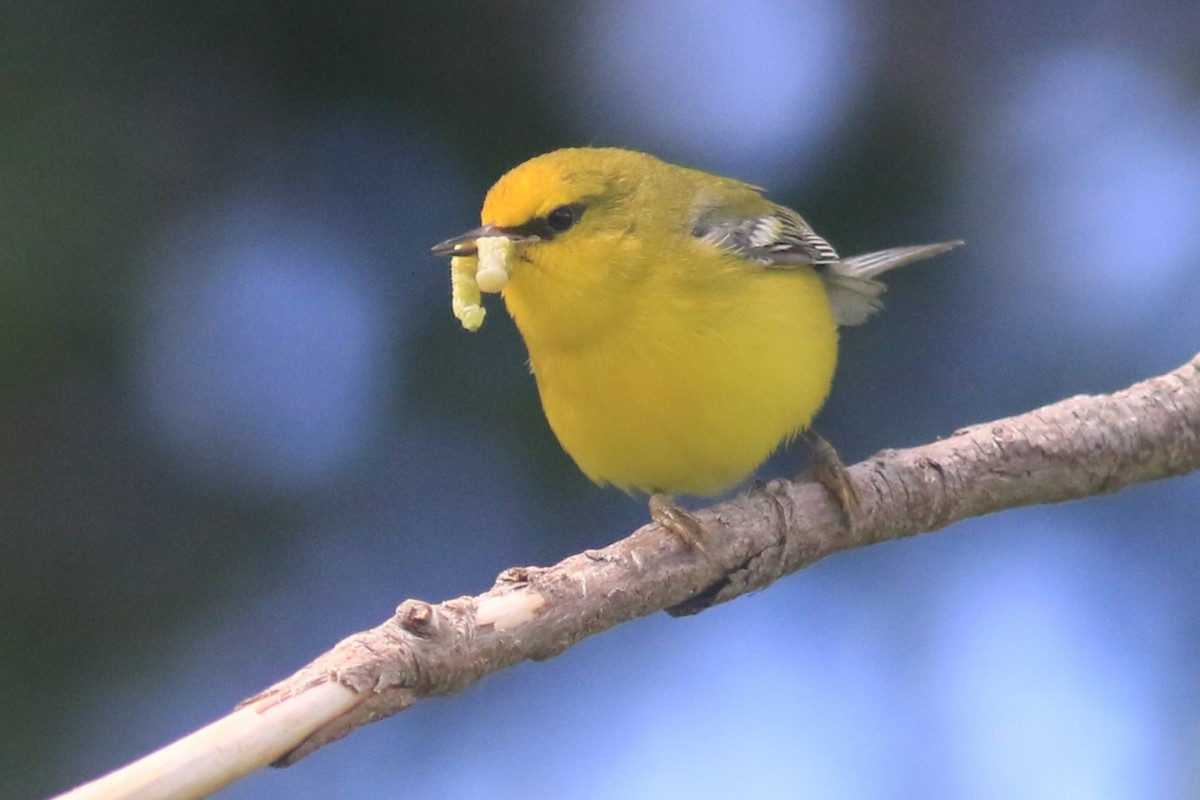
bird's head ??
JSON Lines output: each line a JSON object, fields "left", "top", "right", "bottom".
{"left": 434, "top": 148, "right": 678, "bottom": 350}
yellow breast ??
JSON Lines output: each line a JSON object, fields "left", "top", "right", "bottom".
{"left": 502, "top": 241, "right": 838, "bottom": 496}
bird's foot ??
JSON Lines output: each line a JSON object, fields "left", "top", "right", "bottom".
{"left": 803, "top": 430, "right": 860, "bottom": 528}
{"left": 649, "top": 493, "right": 707, "bottom": 551}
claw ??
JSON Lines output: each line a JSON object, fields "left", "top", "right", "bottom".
{"left": 803, "top": 430, "right": 859, "bottom": 528}
{"left": 649, "top": 493, "right": 707, "bottom": 551}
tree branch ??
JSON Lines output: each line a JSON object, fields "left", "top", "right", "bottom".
{"left": 55, "top": 352, "right": 1200, "bottom": 800}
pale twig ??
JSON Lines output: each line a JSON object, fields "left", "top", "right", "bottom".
{"left": 53, "top": 352, "right": 1200, "bottom": 800}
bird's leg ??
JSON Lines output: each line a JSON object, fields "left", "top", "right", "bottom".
{"left": 802, "top": 430, "right": 860, "bottom": 527}
{"left": 649, "top": 493, "right": 707, "bottom": 551}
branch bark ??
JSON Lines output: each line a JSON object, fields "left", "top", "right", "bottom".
{"left": 55, "top": 352, "right": 1200, "bottom": 800}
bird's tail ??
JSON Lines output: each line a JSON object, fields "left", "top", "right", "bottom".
{"left": 822, "top": 240, "right": 963, "bottom": 326}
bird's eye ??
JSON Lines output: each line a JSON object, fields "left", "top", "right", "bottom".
{"left": 546, "top": 204, "right": 583, "bottom": 233}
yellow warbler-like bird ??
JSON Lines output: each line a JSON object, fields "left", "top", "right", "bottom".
{"left": 433, "top": 148, "right": 959, "bottom": 523}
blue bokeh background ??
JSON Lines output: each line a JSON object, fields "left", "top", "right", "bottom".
{"left": 4, "top": 2, "right": 1199, "bottom": 797}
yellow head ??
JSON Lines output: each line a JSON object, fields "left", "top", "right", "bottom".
{"left": 481, "top": 148, "right": 644, "bottom": 230}
{"left": 476, "top": 149, "right": 654, "bottom": 350}
{"left": 466, "top": 148, "right": 753, "bottom": 351}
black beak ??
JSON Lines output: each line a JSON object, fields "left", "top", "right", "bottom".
{"left": 431, "top": 225, "right": 506, "bottom": 257}
{"left": 432, "top": 225, "right": 540, "bottom": 257}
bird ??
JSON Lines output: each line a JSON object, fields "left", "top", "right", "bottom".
{"left": 432, "top": 147, "right": 960, "bottom": 539}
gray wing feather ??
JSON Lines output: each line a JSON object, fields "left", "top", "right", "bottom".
{"left": 824, "top": 241, "right": 964, "bottom": 325}
{"left": 693, "top": 202, "right": 962, "bottom": 327}
{"left": 692, "top": 204, "right": 840, "bottom": 267}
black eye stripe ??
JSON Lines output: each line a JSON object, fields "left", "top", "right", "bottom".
{"left": 505, "top": 203, "right": 585, "bottom": 241}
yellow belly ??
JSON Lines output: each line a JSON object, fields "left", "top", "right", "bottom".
{"left": 519, "top": 266, "right": 838, "bottom": 496}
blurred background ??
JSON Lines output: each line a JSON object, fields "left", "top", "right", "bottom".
{"left": 4, "top": 1, "right": 1200, "bottom": 797}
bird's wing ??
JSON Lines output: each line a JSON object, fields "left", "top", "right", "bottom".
{"left": 691, "top": 203, "right": 881, "bottom": 325}
{"left": 693, "top": 201, "right": 964, "bottom": 327}
{"left": 823, "top": 241, "right": 963, "bottom": 325}
{"left": 691, "top": 204, "right": 841, "bottom": 267}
